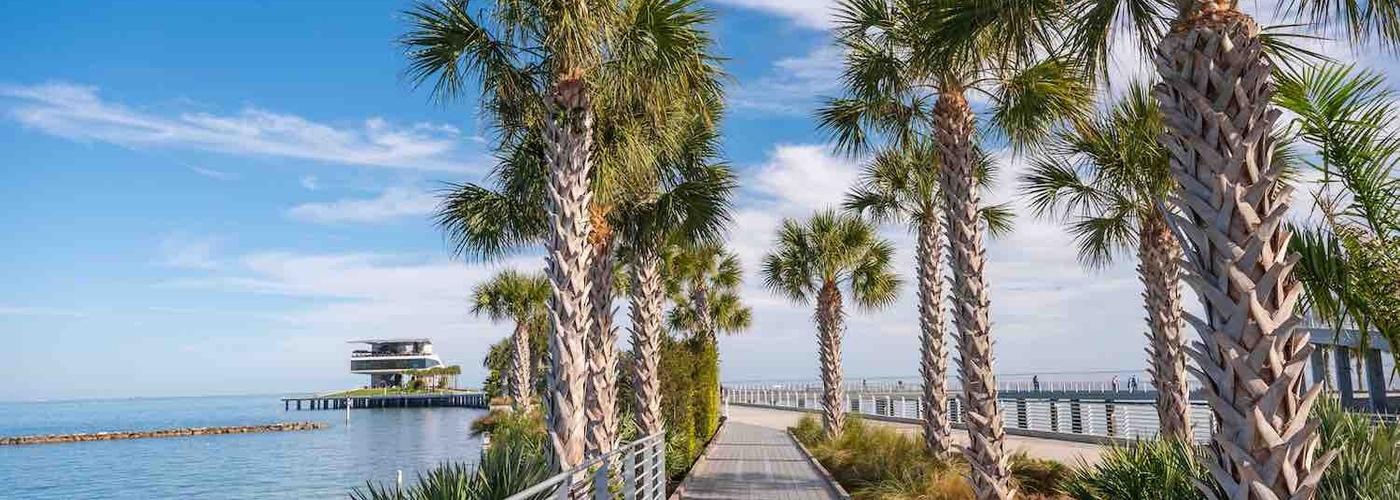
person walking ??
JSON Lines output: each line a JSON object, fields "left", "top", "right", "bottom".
{"left": 1032, "top": 375, "right": 1040, "bottom": 392}
{"left": 1110, "top": 375, "right": 1120, "bottom": 392}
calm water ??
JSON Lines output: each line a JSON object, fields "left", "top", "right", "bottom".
{"left": 0, "top": 395, "right": 486, "bottom": 499}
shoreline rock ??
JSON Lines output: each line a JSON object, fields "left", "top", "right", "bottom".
{"left": 0, "top": 422, "right": 328, "bottom": 446}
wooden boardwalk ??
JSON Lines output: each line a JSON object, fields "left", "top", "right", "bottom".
{"left": 679, "top": 420, "right": 844, "bottom": 500}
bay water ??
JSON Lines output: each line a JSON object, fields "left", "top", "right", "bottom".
{"left": 0, "top": 395, "right": 486, "bottom": 499}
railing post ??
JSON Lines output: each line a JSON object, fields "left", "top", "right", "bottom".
{"left": 1070, "top": 400, "right": 1083, "bottom": 434}
{"left": 623, "top": 443, "right": 637, "bottom": 500}
{"left": 1015, "top": 399, "right": 1028, "bottom": 429}
{"left": 1105, "top": 401, "right": 1116, "bottom": 437}
{"left": 1049, "top": 399, "right": 1060, "bottom": 432}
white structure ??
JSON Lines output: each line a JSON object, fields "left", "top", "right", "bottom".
{"left": 1301, "top": 314, "right": 1396, "bottom": 412}
{"left": 349, "top": 338, "right": 444, "bottom": 388}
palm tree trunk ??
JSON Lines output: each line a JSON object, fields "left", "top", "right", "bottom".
{"left": 585, "top": 220, "right": 619, "bottom": 457}
{"left": 629, "top": 245, "right": 664, "bottom": 436}
{"left": 1139, "top": 211, "right": 1191, "bottom": 440}
{"left": 916, "top": 216, "right": 952, "bottom": 457}
{"left": 934, "top": 89, "right": 1013, "bottom": 500}
{"left": 511, "top": 320, "right": 533, "bottom": 410}
{"left": 816, "top": 281, "right": 845, "bottom": 438}
{"left": 542, "top": 75, "right": 593, "bottom": 469}
{"left": 1154, "top": 7, "right": 1336, "bottom": 498}
{"left": 691, "top": 280, "right": 714, "bottom": 342}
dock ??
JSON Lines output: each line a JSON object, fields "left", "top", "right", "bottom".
{"left": 282, "top": 390, "right": 487, "bottom": 411}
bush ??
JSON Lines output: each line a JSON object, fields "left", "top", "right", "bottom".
{"left": 791, "top": 414, "right": 824, "bottom": 447}
{"left": 1010, "top": 451, "right": 1071, "bottom": 497}
{"left": 1315, "top": 397, "right": 1400, "bottom": 500}
{"left": 349, "top": 432, "right": 552, "bottom": 500}
{"left": 1060, "top": 439, "right": 1219, "bottom": 500}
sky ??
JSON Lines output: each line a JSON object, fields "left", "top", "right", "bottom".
{"left": 1, "top": 0, "right": 1397, "bottom": 402}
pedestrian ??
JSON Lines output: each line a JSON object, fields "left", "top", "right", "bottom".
{"left": 1111, "top": 375, "right": 1120, "bottom": 392}
{"left": 1032, "top": 375, "right": 1040, "bottom": 392}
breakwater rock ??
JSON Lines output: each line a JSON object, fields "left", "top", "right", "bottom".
{"left": 0, "top": 422, "right": 328, "bottom": 446}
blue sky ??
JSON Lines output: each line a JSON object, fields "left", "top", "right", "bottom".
{"left": 2, "top": 0, "right": 1396, "bottom": 401}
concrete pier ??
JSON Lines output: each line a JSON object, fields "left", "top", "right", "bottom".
{"left": 281, "top": 391, "right": 487, "bottom": 411}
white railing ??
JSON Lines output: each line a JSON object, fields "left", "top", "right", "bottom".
{"left": 503, "top": 432, "right": 667, "bottom": 500}
{"left": 724, "top": 385, "right": 1215, "bottom": 443}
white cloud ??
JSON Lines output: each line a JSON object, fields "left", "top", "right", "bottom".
{"left": 731, "top": 44, "right": 844, "bottom": 115}
{"left": 157, "top": 234, "right": 223, "bottom": 270}
{"left": 299, "top": 174, "right": 319, "bottom": 190}
{"left": 286, "top": 187, "right": 438, "bottom": 224}
{"left": 711, "top": 0, "right": 834, "bottom": 29}
{"left": 0, "top": 82, "right": 478, "bottom": 172}
{"left": 158, "top": 250, "right": 547, "bottom": 385}
{"left": 719, "top": 143, "right": 1169, "bottom": 383}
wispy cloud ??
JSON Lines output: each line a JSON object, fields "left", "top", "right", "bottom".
{"left": 731, "top": 44, "right": 844, "bottom": 116}
{"left": 188, "top": 165, "right": 236, "bottom": 181}
{"left": 0, "top": 82, "right": 479, "bottom": 172}
{"left": 299, "top": 174, "right": 319, "bottom": 190}
{"left": 286, "top": 187, "right": 439, "bottom": 224}
{"left": 0, "top": 305, "right": 87, "bottom": 318}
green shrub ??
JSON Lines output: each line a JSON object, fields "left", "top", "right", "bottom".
{"left": 790, "top": 414, "right": 824, "bottom": 446}
{"left": 348, "top": 433, "right": 552, "bottom": 500}
{"left": 1315, "top": 397, "right": 1400, "bottom": 500}
{"left": 1009, "top": 451, "right": 1071, "bottom": 496}
{"left": 1060, "top": 439, "right": 1220, "bottom": 500}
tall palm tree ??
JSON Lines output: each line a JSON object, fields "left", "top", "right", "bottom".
{"left": 471, "top": 270, "right": 551, "bottom": 411}
{"left": 843, "top": 140, "right": 1012, "bottom": 457}
{"left": 822, "top": 1, "right": 1087, "bottom": 496}
{"left": 761, "top": 210, "right": 901, "bottom": 438}
{"left": 1060, "top": 3, "right": 1364, "bottom": 497}
{"left": 614, "top": 115, "right": 737, "bottom": 437}
{"left": 1020, "top": 83, "right": 1195, "bottom": 440}
{"left": 403, "top": 0, "right": 720, "bottom": 466}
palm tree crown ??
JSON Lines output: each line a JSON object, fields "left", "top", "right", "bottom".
{"left": 470, "top": 270, "right": 551, "bottom": 324}
{"left": 761, "top": 211, "right": 901, "bottom": 308}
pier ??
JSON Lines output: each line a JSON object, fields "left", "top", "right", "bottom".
{"left": 282, "top": 390, "right": 487, "bottom": 411}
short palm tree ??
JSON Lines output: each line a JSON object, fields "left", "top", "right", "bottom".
{"left": 761, "top": 210, "right": 901, "bottom": 438}
{"left": 1020, "top": 83, "right": 1194, "bottom": 440}
{"left": 471, "top": 270, "right": 550, "bottom": 411}
{"left": 822, "top": 1, "right": 1088, "bottom": 495}
{"left": 404, "top": 0, "right": 721, "bottom": 464}
{"left": 1277, "top": 63, "right": 1400, "bottom": 376}
{"left": 663, "top": 242, "right": 749, "bottom": 342}
{"left": 843, "top": 140, "right": 1011, "bottom": 457}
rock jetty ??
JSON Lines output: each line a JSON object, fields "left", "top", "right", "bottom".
{"left": 0, "top": 422, "right": 327, "bottom": 446}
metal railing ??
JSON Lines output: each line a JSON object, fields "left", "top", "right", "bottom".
{"left": 503, "top": 432, "right": 667, "bottom": 500}
{"left": 725, "top": 385, "right": 1215, "bottom": 443}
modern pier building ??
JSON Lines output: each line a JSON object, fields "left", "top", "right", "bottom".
{"left": 349, "top": 338, "right": 444, "bottom": 388}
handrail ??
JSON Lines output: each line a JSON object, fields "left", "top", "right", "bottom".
{"left": 503, "top": 432, "right": 667, "bottom": 500}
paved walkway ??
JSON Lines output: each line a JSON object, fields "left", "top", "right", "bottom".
{"left": 680, "top": 420, "right": 844, "bottom": 500}
{"left": 725, "top": 405, "right": 1104, "bottom": 464}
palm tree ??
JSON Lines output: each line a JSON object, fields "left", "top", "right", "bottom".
{"left": 761, "top": 210, "right": 901, "bottom": 438}
{"left": 663, "top": 242, "right": 748, "bottom": 341}
{"left": 821, "top": 1, "right": 1087, "bottom": 495}
{"left": 1020, "top": 83, "right": 1194, "bottom": 440}
{"left": 471, "top": 270, "right": 551, "bottom": 411}
{"left": 662, "top": 241, "right": 752, "bottom": 439}
{"left": 404, "top": 0, "right": 721, "bottom": 465}
{"left": 614, "top": 115, "right": 737, "bottom": 437}
{"left": 842, "top": 140, "right": 1011, "bottom": 457}
{"left": 1059, "top": 3, "right": 1365, "bottom": 496}
{"left": 1278, "top": 63, "right": 1400, "bottom": 378}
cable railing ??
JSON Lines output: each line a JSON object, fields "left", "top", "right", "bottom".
{"left": 724, "top": 385, "right": 1216, "bottom": 443}
{"left": 503, "top": 432, "right": 667, "bottom": 500}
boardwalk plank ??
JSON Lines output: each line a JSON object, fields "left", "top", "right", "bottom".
{"left": 681, "top": 422, "right": 842, "bottom": 500}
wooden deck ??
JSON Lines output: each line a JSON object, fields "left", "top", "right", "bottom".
{"left": 679, "top": 420, "right": 845, "bottom": 500}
